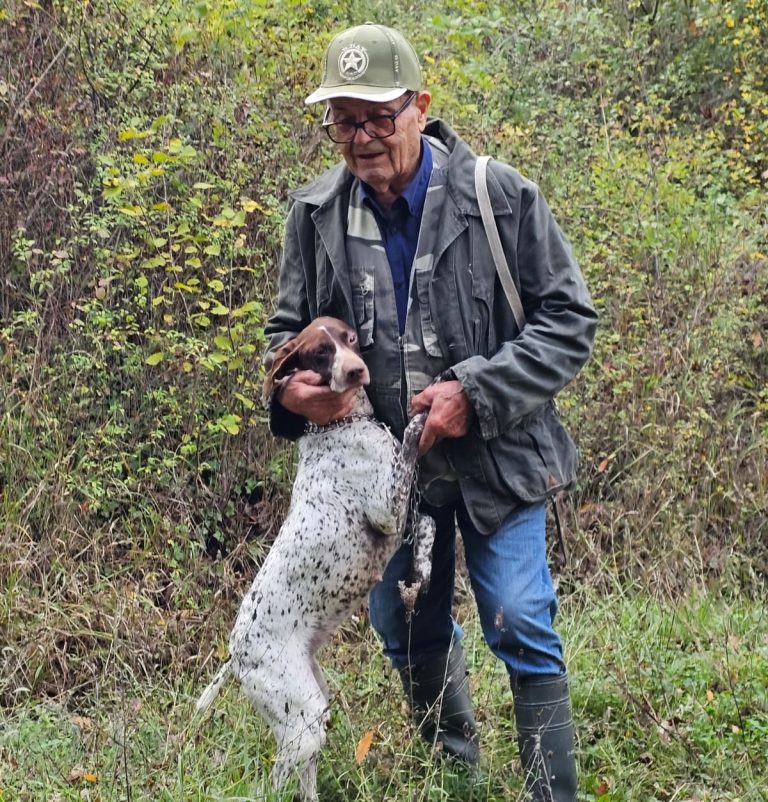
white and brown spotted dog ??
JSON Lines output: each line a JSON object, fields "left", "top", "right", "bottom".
{"left": 196, "top": 317, "right": 435, "bottom": 801}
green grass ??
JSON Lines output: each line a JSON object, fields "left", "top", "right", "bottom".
{"left": 2, "top": 580, "right": 766, "bottom": 801}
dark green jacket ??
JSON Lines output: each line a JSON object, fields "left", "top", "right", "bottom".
{"left": 265, "top": 119, "right": 597, "bottom": 533}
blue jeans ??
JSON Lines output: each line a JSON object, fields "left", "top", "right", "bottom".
{"left": 368, "top": 499, "right": 565, "bottom": 679}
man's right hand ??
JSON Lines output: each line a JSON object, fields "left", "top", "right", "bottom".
{"left": 277, "top": 370, "right": 358, "bottom": 425}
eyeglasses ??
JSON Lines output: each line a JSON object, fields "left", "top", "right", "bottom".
{"left": 322, "top": 92, "right": 416, "bottom": 144}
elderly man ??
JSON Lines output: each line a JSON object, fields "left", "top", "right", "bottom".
{"left": 264, "top": 23, "right": 596, "bottom": 801}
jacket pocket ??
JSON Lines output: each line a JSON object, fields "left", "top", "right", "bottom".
{"left": 468, "top": 279, "right": 496, "bottom": 357}
{"left": 415, "top": 263, "right": 443, "bottom": 357}
{"left": 488, "top": 402, "right": 577, "bottom": 502}
{"left": 351, "top": 267, "right": 375, "bottom": 349}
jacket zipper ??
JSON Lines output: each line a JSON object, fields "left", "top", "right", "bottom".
{"left": 398, "top": 334, "right": 409, "bottom": 428}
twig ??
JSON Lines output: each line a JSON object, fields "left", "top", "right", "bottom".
{"left": 0, "top": 38, "right": 70, "bottom": 151}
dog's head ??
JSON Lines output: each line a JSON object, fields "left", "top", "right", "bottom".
{"left": 264, "top": 317, "right": 370, "bottom": 398}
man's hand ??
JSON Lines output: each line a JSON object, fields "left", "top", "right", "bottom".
{"left": 277, "top": 371, "right": 358, "bottom": 425}
{"left": 410, "top": 380, "right": 473, "bottom": 455}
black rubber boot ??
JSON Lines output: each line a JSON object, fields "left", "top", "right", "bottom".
{"left": 400, "top": 647, "right": 480, "bottom": 764}
{"left": 513, "top": 673, "right": 577, "bottom": 801}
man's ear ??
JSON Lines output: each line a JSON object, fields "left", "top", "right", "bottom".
{"left": 415, "top": 91, "right": 431, "bottom": 128}
{"left": 263, "top": 338, "right": 301, "bottom": 400}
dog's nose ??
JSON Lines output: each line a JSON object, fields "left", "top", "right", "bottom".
{"left": 346, "top": 367, "right": 365, "bottom": 384}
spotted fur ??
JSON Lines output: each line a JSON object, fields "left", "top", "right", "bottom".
{"left": 197, "top": 318, "right": 435, "bottom": 801}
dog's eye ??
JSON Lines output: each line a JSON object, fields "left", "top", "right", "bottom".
{"left": 315, "top": 343, "right": 333, "bottom": 356}
{"left": 347, "top": 333, "right": 357, "bottom": 345}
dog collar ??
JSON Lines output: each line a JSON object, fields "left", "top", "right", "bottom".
{"left": 303, "top": 414, "right": 375, "bottom": 435}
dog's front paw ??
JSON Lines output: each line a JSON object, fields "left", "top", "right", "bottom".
{"left": 398, "top": 579, "right": 421, "bottom": 615}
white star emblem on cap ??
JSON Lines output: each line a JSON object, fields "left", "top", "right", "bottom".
{"left": 338, "top": 44, "right": 369, "bottom": 80}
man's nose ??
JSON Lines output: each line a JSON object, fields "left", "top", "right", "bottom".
{"left": 352, "top": 124, "right": 373, "bottom": 144}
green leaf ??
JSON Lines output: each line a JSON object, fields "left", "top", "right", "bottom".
{"left": 174, "top": 282, "right": 201, "bottom": 293}
{"left": 217, "top": 414, "right": 241, "bottom": 435}
{"left": 234, "top": 392, "right": 255, "bottom": 410}
{"left": 145, "top": 351, "right": 165, "bottom": 365}
{"left": 204, "top": 242, "right": 221, "bottom": 256}
{"left": 231, "top": 301, "right": 261, "bottom": 318}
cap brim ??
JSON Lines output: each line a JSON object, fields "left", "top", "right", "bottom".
{"left": 304, "top": 85, "right": 410, "bottom": 104}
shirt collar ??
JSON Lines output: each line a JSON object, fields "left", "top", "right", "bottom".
{"left": 359, "top": 136, "right": 433, "bottom": 217}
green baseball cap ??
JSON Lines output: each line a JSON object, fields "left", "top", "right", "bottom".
{"left": 305, "top": 23, "right": 422, "bottom": 104}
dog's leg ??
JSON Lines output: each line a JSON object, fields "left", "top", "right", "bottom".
{"left": 411, "top": 512, "right": 436, "bottom": 592}
{"left": 389, "top": 411, "right": 428, "bottom": 534}
{"left": 364, "top": 411, "right": 427, "bottom": 536}
{"left": 240, "top": 650, "right": 328, "bottom": 802}
{"left": 270, "top": 696, "right": 329, "bottom": 802}
{"left": 398, "top": 512, "right": 436, "bottom": 614}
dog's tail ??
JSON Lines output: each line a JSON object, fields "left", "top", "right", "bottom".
{"left": 195, "top": 659, "right": 232, "bottom": 715}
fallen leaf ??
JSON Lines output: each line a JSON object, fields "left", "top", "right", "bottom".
{"left": 70, "top": 715, "right": 94, "bottom": 733}
{"left": 706, "top": 689, "right": 715, "bottom": 703}
{"left": 355, "top": 730, "right": 375, "bottom": 763}
{"left": 596, "top": 777, "right": 611, "bottom": 796}
{"left": 597, "top": 457, "right": 610, "bottom": 473}
{"left": 67, "top": 767, "right": 98, "bottom": 784}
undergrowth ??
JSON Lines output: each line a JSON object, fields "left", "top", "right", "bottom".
{"left": 1, "top": 582, "right": 766, "bottom": 800}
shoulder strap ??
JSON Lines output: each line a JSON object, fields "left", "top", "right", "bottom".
{"left": 474, "top": 155, "right": 526, "bottom": 331}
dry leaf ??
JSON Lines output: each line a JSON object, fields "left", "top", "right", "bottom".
{"left": 67, "top": 767, "right": 98, "bottom": 784}
{"left": 355, "top": 730, "right": 375, "bottom": 763}
{"left": 597, "top": 457, "right": 610, "bottom": 473}
{"left": 596, "top": 778, "right": 610, "bottom": 796}
{"left": 706, "top": 689, "right": 715, "bottom": 703}
{"left": 70, "top": 715, "right": 94, "bottom": 733}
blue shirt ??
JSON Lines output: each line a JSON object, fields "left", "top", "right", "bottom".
{"left": 360, "top": 138, "right": 433, "bottom": 333}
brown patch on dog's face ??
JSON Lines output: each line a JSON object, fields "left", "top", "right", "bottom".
{"left": 263, "top": 318, "right": 369, "bottom": 398}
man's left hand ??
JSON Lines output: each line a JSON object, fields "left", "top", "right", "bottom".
{"left": 410, "top": 380, "right": 473, "bottom": 455}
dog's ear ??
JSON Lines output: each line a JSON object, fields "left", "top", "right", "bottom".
{"left": 263, "top": 337, "right": 302, "bottom": 400}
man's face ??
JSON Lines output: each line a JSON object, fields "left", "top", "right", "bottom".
{"left": 327, "top": 91, "right": 431, "bottom": 202}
